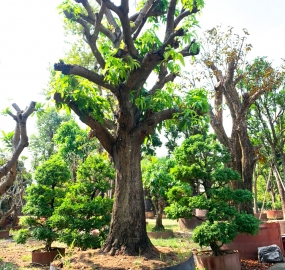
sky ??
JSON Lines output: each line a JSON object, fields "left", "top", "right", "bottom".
{"left": 0, "top": 0, "right": 284, "bottom": 159}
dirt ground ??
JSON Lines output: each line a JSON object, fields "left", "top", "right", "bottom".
{"left": 0, "top": 236, "right": 275, "bottom": 270}
{"left": 0, "top": 237, "right": 189, "bottom": 270}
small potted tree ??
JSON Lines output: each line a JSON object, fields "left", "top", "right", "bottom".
{"left": 142, "top": 157, "right": 175, "bottom": 238}
{"left": 165, "top": 134, "right": 260, "bottom": 269}
{"left": 14, "top": 154, "right": 71, "bottom": 265}
{"left": 191, "top": 187, "right": 260, "bottom": 270}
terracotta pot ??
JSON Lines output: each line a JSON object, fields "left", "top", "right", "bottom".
{"left": 222, "top": 222, "right": 284, "bottom": 259}
{"left": 159, "top": 254, "right": 195, "bottom": 270}
{"left": 0, "top": 229, "right": 10, "bottom": 239}
{"left": 267, "top": 219, "right": 285, "bottom": 235}
{"left": 194, "top": 209, "right": 208, "bottom": 218}
{"left": 265, "top": 210, "right": 283, "bottom": 220}
{"left": 145, "top": 211, "right": 155, "bottom": 219}
{"left": 178, "top": 217, "right": 206, "bottom": 231}
{"left": 32, "top": 247, "right": 65, "bottom": 265}
{"left": 254, "top": 212, "right": 267, "bottom": 220}
{"left": 147, "top": 230, "right": 174, "bottom": 239}
{"left": 195, "top": 250, "right": 241, "bottom": 270}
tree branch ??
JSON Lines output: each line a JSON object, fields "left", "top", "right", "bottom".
{"left": 54, "top": 93, "right": 115, "bottom": 155}
{"left": 54, "top": 62, "right": 117, "bottom": 94}
{"left": 174, "top": 6, "right": 199, "bottom": 28}
{"left": 165, "top": 0, "right": 176, "bottom": 39}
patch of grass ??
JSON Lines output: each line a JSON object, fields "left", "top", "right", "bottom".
{"left": 146, "top": 218, "right": 180, "bottom": 232}
{"left": 20, "top": 254, "right": 31, "bottom": 262}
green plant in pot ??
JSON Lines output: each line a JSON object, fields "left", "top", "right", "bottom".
{"left": 49, "top": 153, "right": 114, "bottom": 250}
{"left": 165, "top": 134, "right": 260, "bottom": 268}
{"left": 191, "top": 188, "right": 260, "bottom": 256}
{"left": 14, "top": 154, "right": 71, "bottom": 252}
{"left": 142, "top": 157, "right": 175, "bottom": 232}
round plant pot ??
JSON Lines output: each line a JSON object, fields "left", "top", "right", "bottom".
{"left": 0, "top": 229, "right": 10, "bottom": 239}
{"left": 159, "top": 254, "right": 195, "bottom": 270}
{"left": 147, "top": 230, "right": 174, "bottom": 239}
{"left": 254, "top": 212, "right": 267, "bottom": 220}
{"left": 194, "top": 209, "right": 208, "bottom": 218}
{"left": 195, "top": 250, "right": 241, "bottom": 270}
{"left": 32, "top": 247, "right": 65, "bottom": 265}
{"left": 145, "top": 211, "right": 155, "bottom": 219}
{"left": 222, "top": 222, "right": 284, "bottom": 259}
{"left": 178, "top": 217, "right": 206, "bottom": 231}
{"left": 265, "top": 210, "right": 283, "bottom": 220}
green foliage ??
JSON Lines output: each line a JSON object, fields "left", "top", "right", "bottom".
{"left": 0, "top": 130, "right": 14, "bottom": 150}
{"left": 141, "top": 133, "right": 162, "bottom": 156}
{"left": 29, "top": 106, "right": 72, "bottom": 169}
{"left": 49, "top": 153, "right": 114, "bottom": 250}
{"left": 76, "top": 153, "right": 115, "bottom": 196}
{"left": 54, "top": 119, "right": 97, "bottom": 163}
{"left": 50, "top": 195, "right": 113, "bottom": 250}
{"left": 142, "top": 157, "right": 175, "bottom": 200}
{"left": 170, "top": 133, "right": 239, "bottom": 196}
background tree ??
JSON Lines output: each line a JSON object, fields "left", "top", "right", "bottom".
{"left": 247, "top": 63, "right": 285, "bottom": 216}
{"left": 54, "top": 119, "right": 98, "bottom": 181}
{"left": 142, "top": 156, "right": 175, "bottom": 231}
{"left": 193, "top": 26, "right": 284, "bottom": 212}
{"left": 29, "top": 106, "right": 72, "bottom": 169}
{"left": 52, "top": 0, "right": 206, "bottom": 255}
{"left": 0, "top": 102, "right": 35, "bottom": 196}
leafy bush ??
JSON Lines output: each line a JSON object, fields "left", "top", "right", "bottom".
{"left": 50, "top": 153, "right": 114, "bottom": 250}
{"left": 15, "top": 155, "right": 71, "bottom": 251}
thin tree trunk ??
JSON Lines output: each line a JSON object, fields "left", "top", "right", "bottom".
{"left": 273, "top": 164, "right": 285, "bottom": 219}
{"left": 253, "top": 166, "right": 258, "bottom": 214}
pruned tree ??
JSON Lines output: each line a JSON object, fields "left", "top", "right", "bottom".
{"left": 52, "top": 0, "right": 206, "bottom": 255}
{"left": 0, "top": 102, "right": 35, "bottom": 196}
{"left": 247, "top": 62, "right": 285, "bottom": 216}
{"left": 29, "top": 106, "right": 72, "bottom": 169}
{"left": 193, "top": 26, "right": 284, "bottom": 212}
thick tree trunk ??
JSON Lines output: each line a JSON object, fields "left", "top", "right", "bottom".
{"left": 102, "top": 133, "right": 152, "bottom": 255}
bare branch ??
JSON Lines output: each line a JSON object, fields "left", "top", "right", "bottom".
{"left": 148, "top": 71, "right": 177, "bottom": 96}
{"left": 132, "top": 0, "right": 159, "bottom": 40}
